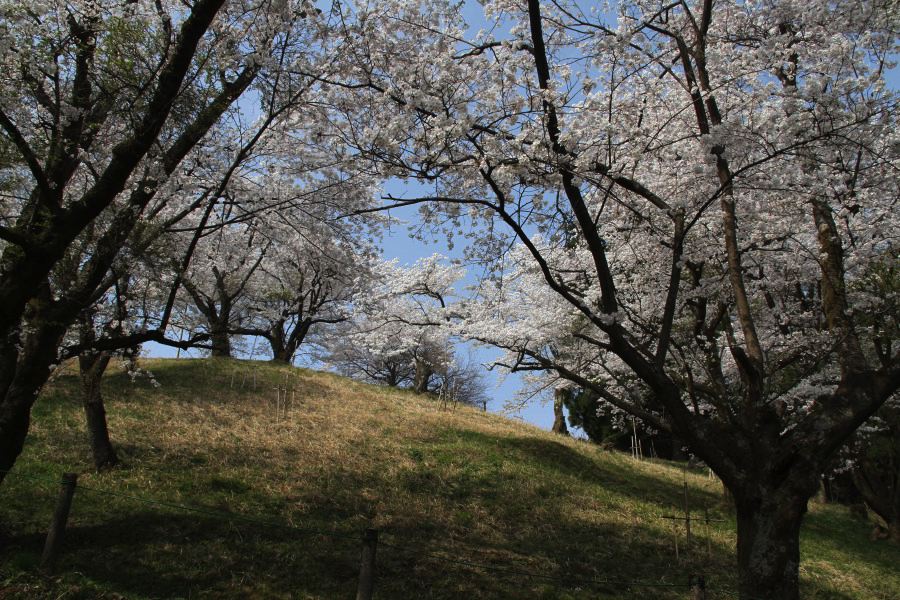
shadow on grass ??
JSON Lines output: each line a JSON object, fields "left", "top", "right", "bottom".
{"left": 375, "top": 429, "right": 731, "bottom": 598}
{"left": 446, "top": 430, "right": 727, "bottom": 512}
{"left": 1, "top": 511, "right": 360, "bottom": 599}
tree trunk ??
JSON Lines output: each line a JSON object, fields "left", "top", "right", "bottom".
{"left": 270, "top": 350, "right": 291, "bottom": 363}
{"left": 78, "top": 351, "right": 118, "bottom": 470}
{"left": 209, "top": 326, "right": 232, "bottom": 358}
{"left": 413, "top": 358, "right": 432, "bottom": 394}
{"left": 734, "top": 490, "right": 809, "bottom": 600}
{"left": 671, "top": 435, "right": 688, "bottom": 461}
{"left": 852, "top": 465, "right": 900, "bottom": 544}
{"left": 267, "top": 321, "right": 291, "bottom": 364}
{"left": 887, "top": 521, "right": 900, "bottom": 544}
{"left": 277, "top": 319, "right": 311, "bottom": 366}
{"left": 0, "top": 317, "right": 68, "bottom": 486}
{"left": 0, "top": 388, "right": 33, "bottom": 486}
{"left": 551, "top": 387, "right": 569, "bottom": 435}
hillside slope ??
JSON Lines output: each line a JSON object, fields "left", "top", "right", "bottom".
{"left": 1, "top": 358, "right": 897, "bottom": 599}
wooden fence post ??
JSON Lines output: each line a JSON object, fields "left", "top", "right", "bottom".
{"left": 356, "top": 528, "right": 378, "bottom": 600}
{"left": 683, "top": 481, "right": 692, "bottom": 549}
{"left": 690, "top": 574, "right": 706, "bottom": 600}
{"left": 40, "top": 472, "right": 78, "bottom": 573}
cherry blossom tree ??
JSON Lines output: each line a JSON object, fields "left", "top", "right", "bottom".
{"left": 177, "top": 222, "right": 270, "bottom": 357}
{"left": 321, "top": 254, "right": 463, "bottom": 392}
{"left": 0, "top": 0, "right": 327, "bottom": 485}
{"left": 234, "top": 214, "right": 379, "bottom": 364}
{"left": 318, "top": 1, "right": 900, "bottom": 597}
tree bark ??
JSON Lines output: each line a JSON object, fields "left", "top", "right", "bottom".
{"left": 890, "top": 521, "right": 900, "bottom": 543}
{"left": 0, "top": 312, "right": 68, "bottom": 486}
{"left": 209, "top": 325, "right": 232, "bottom": 358}
{"left": 413, "top": 358, "right": 432, "bottom": 394}
{"left": 852, "top": 465, "right": 900, "bottom": 544}
{"left": 551, "top": 387, "right": 569, "bottom": 436}
{"left": 0, "top": 387, "right": 33, "bottom": 485}
{"left": 78, "top": 351, "right": 118, "bottom": 470}
{"left": 270, "top": 345, "right": 293, "bottom": 364}
{"left": 266, "top": 320, "right": 291, "bottom": 363}
{"left": 733, "top": 479, "right": 815, "bottom": 600}
{"left": 270, "top": 350, "right": 291, "bottom": 363}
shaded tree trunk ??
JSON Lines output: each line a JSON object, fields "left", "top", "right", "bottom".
{"left": 734, "top": 489, "right": 810, "bottom": 600}
{"left": 182, "top": 269, "right": 236, "bottom": 359}
{"left": 244, "top": 317, "right": 314, "bottom": 365}
{"left": 413, "top": 358, "right": 433, "bottom": 394}
{"left": 0, "top": 305, "right": 69, "bottom": 486}
{"left": 77, "top": 308, "right": 120, "bottom": 470}
{"left": 853, "top": 465, "right": 900, "bottom": 543}
{"left": 209, "top": 322, "right": 232, "bottom": 358}
{"left": 0, "top": 387, "right": 36, "bottom": 486}
{"left": 271, "top": 347, "right": 292, "bottom": 363}
{"left": 551, "top": 387, "right": 569, "bottom": 436}
{"left": 670, "top": 434, "right": 688, "bottom": 461}
{"left": 267, "top": 319, "right": 288, "bottom": 363}
{"left": 384, "top": 364, "right": 402, "bottom": 387}
{"left": 78, "top": 350, "right": 118, "bottom": 470}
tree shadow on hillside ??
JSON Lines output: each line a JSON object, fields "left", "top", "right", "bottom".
{"left": 379, "top": 429, "right": 891, "bottom": 600}
{"left": 452, "top": 430, "right": 727, "bottom": 511}
{"left": 1, "top": 511, "right": 361, "bottom": 598}
{"left": 375, "top": 430, "right": 732, "bottom": 598}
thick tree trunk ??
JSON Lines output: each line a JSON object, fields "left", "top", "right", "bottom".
{"left": 78, "top": 351, "right": 118, "bottom": 470}
{"left": 734, "top": 488, "right": 810, "bottom": 600}
{"left": 852, "top": 466, "right": 900, "bottom": 544}
{"left": 413, "top": 358, "right": 432, "bottom": 394}
{"left": 270, "top": 346, "right": 292, "bottom": 364}
{"left": 267, "top": 322, "right": 291, "bottom": 364}
{"left": 0, "top": 389, "right": 32, "bottom": 486}
{"left": 273, "top": 319, "right": 311, "bottom": 366}
{"left": 0, "top": 317, "right": 67, "bottom": 487}
{"left": 551, "top": 387, "right": 569, "bottom": 436}
{"left": 670, "top": 435, "right": 688, "bottom": 461}
{"left": 209, "top": 327, "right": 232, "bottom": 358}
{"left": 385, "top": 366, "right": 400, "bottom": 388}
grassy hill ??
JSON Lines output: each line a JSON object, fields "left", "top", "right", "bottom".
{"left": 1, "top": 358, "right": 897, "bottom": 599}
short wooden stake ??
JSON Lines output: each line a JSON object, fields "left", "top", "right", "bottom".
{"left": 690, "top": 574, "right": 706, "bottom": 600}
{"left": 41, "top": 472, "right": 78, "bottom": 573}
{"left": 704, "top": 506, "right": 711, "bottom": 556}
{"left": 683, "top": 481, "right": 692, "bottom": 549}
{"left": 356, "top": 528, "right": 378, "bottom": 600}
{"left": 673, "top": 521, "right": 680, "bottom": 560}
{"left": 274, "top": 387, "right": 279, "bottom": 420}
